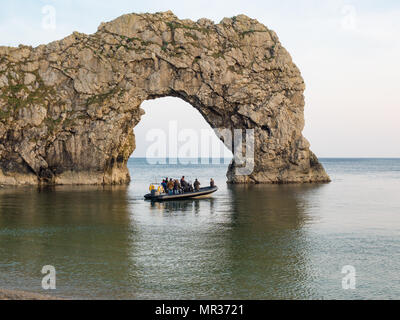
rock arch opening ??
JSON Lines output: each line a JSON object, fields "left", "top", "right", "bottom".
{"left": 132, "top": 97, "right": 233, "bottom": 164}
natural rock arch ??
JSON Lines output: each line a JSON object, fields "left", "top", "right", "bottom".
{"left": 0, "top": 11, "right": 330, "bottom": 185}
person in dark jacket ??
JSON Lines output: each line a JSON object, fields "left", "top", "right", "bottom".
{"left": 161, "top": 179, "right": 167, "bottom": 193}
{"left": 210, "top": 178, "right": 215, "bottom": 187}
{"left": 194, "top": 178, "right": 200, "bottom": 191}
{"left": 180, "top": 176, "right": 188, "bottom": 192}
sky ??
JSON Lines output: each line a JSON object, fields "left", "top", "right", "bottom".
{"left": 1, "top": 0, "right": 399, "bottom": 158}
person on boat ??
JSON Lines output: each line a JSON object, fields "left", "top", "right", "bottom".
{"left": 163, "top": 178, "right": 169, "bottom": 193}
{"left": 194, "top": 178, "right": 200, "bottom": 191}
{"left": 180, "top": 176, "right": 188, "bottom": 192}
{"left": 210, "top": 178, "right": 215, "bottom": 187}
{"left": 173, "top": 179, "right": 181, "bottom": 194}
{"left": 161, "top": 179, "right": 167, "bottom": 193}
{"left": 167, "top": 178, "right": 174, "bottom": 195}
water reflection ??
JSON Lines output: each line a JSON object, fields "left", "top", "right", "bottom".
{"left": 223, "top": 184, "right": 325, "bottom": 299}
{"left": 0, "top": 186, "right": 137, "bottom": 299}
{"left": 0, "top": 182, "right": 326, "bottom": 299}
{"left": 123, "top": 183, "right": 325, "bottom": 299}
{"left": 148, "top": 198, "right": 216, "bottom": 215}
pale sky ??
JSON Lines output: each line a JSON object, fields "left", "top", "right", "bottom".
{"left": 1, "top": 0, "right": 399, "bottom": 158}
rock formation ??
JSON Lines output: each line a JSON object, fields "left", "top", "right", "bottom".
{"left": 0, "top": 11, "right": 330, "bottom": 185}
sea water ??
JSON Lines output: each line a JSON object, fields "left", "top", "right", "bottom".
{"left": 0, "top": 158, "right": 399, "bottom": 299}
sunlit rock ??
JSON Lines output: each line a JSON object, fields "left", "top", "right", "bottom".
{"left": 0, "top": 11, "right": 330, "bottom": 185}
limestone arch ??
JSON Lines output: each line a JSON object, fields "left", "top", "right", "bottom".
{"left": 0, "top": 11, "right": 330, "bottom": 185}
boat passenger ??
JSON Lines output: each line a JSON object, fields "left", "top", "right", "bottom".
{"left": 167, "top": 178, "right": 174, "bottom": 195}
{"left": 210, "top": 178, "right": 215, "bottom": 187}
{"left": 180, "top": 176, "right": 188, "bottom": 192}
{"left": 161, "top": 179, "right": 167, "bottom": 193}
{"left": 194, "top": 178, "right": 200, "bottom": 191}
{"left": 173, "top": 179, "right": 181, "bottom": 194}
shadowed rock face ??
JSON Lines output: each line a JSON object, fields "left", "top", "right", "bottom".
{"left": 0, "top": 11, "right": 330, "bottom": 185}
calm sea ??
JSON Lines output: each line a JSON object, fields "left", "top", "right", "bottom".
{"left": 0, "top": 158, "right": 399, "bottom": 299}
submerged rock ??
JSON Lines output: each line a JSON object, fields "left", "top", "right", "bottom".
{"left": 0, "top": 11, "right": 330, "bottom": 185}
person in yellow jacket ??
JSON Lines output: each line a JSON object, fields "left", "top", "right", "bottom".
{"left": 167, "top": 178, "right": 174, "bottom": 194}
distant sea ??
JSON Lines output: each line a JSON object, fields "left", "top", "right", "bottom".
{"left": 0, "top": 158, "right": 399, "bottom": 299}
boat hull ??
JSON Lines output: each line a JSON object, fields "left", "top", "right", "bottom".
{"left": 144, "top": 186, "right": 218, "bottom": 201}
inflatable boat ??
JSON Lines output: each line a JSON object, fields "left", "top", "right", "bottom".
{"left": 144, "top": 186, "right": 218, "bottom": 201}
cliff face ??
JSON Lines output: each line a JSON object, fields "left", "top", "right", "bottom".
{"left": 0, "top": 11, "right": 330, "bottom": 185}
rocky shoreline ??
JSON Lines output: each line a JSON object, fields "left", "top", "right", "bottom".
{"left": 0, "top": 288, "right": 63, "bottom": 300}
